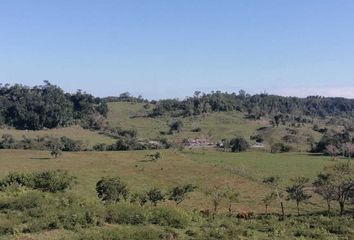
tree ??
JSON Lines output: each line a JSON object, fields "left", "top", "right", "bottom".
{"left": 262, "top": 192, "right": 276, "bottom": 214}
{"left": 343, "top": 142, "right": 354, "bottom": 159}
{"left": 263, "top": 176, "right": 285, "bottom": 219}
{"left": 286, "top": 177, "right": 311, "bottom": 216}
{"left": 50, "top": 148, "right": 62, "bottom": 159}
{"left": 313, "top": 173, "right": 336, "bottom": 215}
{"left": 146, "top": 188, "right": 165, "bottom": 206}
{"left": 49, "top": 138, "right": 63, "bottom": 159}
{"left": 326, "top": 144, "right": 340, "bottom": 160}
{"left": 319, "top": 162, "right": 354, "bottom": 215}
{"left": 168, "top": 184, "right": 196, "bottom": 205}
{"left": 145, "top": 152, "right": 161, "bottom": 162}
{"left": 96, "top": 177, "right": 129, "bottom": 203}
{"left": 206, "top": 186, "right": 227, "bottom": 217}
{"left": 274, "top": 114, "right": 283, "bottom": 127}
{"left": 229, "top": 137, "right": 249, "bottom": 152}
{"left": 169, "top": 120, "right": 183, "bottom": 134}
{"left": 224, "top": 189, "right": 239, "bottom": 215}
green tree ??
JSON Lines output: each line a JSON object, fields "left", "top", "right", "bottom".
{"left": 313, "top": 173, "right": 336, "bottom": 215}
{"left": 50, "top": 148, "right": 62, "bottom": 159}
{"left": 146, "top": 188, "right": 165, "bottom": 206}
{"left": 225, "top": 189, "right": 239, "bottom": 215}
{"left": 229, "top": 137, "right": 249, "bottom": 152}
{"left": 206, "top": 186, "right": 227, "bottom": 217}
{"left": 169, "top": 120, "right": 183, "bottom": 134}
{"left": 263, "top": 176, "right": 286, "bottom": 219}
{"left": 168, "top": 184, "right": 196, "bottom": 205}
{"left": 319, "top": 162, "right": 354, "bottom": 215}
{"left": 286, "top": 177, "right": 311, "bottom": 216}
{"left": 262, "top": 192, "right": 277, "bottom": 214}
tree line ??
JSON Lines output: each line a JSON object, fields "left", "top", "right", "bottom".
{"left": 0, "top": 81, "right": 108, "bottom": 130}
{"left": 149, "top": 91, "right": 354, "bottom": 119}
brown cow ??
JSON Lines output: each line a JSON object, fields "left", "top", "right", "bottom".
{"left": 236, "top": 212, "right": 252, "bottom": 220}
{"left": 200, "top": 209, "right": 211, "bottom": 217}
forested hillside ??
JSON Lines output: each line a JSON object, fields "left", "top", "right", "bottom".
{"left": 0, "top": 82, "right": 108, "bottom": 130}
{"left": 150, "top": 91, "right": 354, "bottom": 119}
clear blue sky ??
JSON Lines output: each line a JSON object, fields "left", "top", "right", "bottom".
{"left": 1, "top": 0, "right": 354, "bottom": 99}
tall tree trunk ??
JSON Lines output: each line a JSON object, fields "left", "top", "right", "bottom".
{"left": 228, "top": 203, "right": 232, "bottom": 215}
{"left": 339, "top": 201, "right": 345, "bottom": 215}
{"left": 265, "top": 205, "right": 268, "bottom": 214}
{"left": 280, "top": 201, "right": 285, "bottom": 219}
{"left": 327, "top": 200, "right": 331, "bottom": 216}
{"left": 296, "top": 202, "right": 300, "bottom": 216}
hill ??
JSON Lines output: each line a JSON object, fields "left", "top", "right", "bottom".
{"left": 107, "top": 102, "right": 325, "bottom": 151}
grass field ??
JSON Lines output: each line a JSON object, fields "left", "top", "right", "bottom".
{"left": 106, "top": 102, "right": 322, "bottom": 151}
{"left": 0, "top": 148, "right": 345, "bottom": 215}
{"left": 0, "top": 103, "right": 352, "bottom": 239}
{"left": 0, "top": 125, "right": 115, "bottom": 147}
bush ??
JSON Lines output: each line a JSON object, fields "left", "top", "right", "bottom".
{"left": 148, "top": 206, "right": 190, "bottom": 228}
{"left": 93, "top": 143, "right": 108, "bottom": 151}
{"left": 0, "top": 170, "right": 75, "bottom": 193}
{"left": 191, "top": 127, "right": 202, "bottom": 132}
{"left": 169, "top": 120, "right": 183, "bottom": 134}
{"left": 33, "top": 170, "right": 76, "bottom": 193}
{"left": 230, "top": 137, "right": 249, "bottom": 152}
{"left": 0, "top": 172, "right": 34, "bottom": 190}
{"left": 60, "top": 136, "right": 83, "bottom": 151}
{"left": 271, "top": 143, "right": 290, "bottom": 153}
{"left": 96, "top": 177, "right": 129, "bottom": 202}
{"left": 0, "top": 190, "right": 45, "bottom": 211}
{"left": 105, "top": 203, "right": 146, "bottom": 225}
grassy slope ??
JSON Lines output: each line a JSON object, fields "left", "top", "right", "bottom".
{"left": 0, "top": 125, "right": 115, "bottom": 147}
{"left": 107, "top": 102, "right": 322, "bottom": 150}
{"left": 0, "top": 149, "right": 344, "bottom": 215}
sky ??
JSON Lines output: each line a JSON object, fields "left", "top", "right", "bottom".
{"left": 1, "top": 0, "right": 354, "bottom": 99}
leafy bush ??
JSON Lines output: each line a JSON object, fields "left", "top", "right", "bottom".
{"left": 105, "top": 203, "right": 146, "bottom": 225}
{"left": 148, "top": 206, "right": 190, "bottom": 228}
{"left": 0, "top": 172, "right": 34, "bottom": 190}
{"left": 0, "top": 170, "right": 75, "bottom": 193}
{"left": 169, "top": 120, "right": 183, "bottom": 134}
{"left": 96, "top": 177, "right": 129, "bottom": 202}
{"left": 271, "top": 143, "right": 290, "bottom": 153}
{"left": 230, "top": 137, "right": 249, "bottom": 152}
{"left": 33, "top": 170, "right": 76, "bottom": 193}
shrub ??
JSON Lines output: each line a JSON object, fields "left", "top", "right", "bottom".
{"left": 0, "top": 170, "right": 75, "bottom": 193}
{"left": 191, "top": 127, "right": 201, "bottom": 132}
{"left": 229, "top": 137, "right": 249, "bottom": 152}
{"left": 105, "top": 203, "right": 146, "bottom": 225}
{"left": 93, "top": 143, "right": 108, "bottom": 151}
{"left": 96, "top": 177, "right": 129, "bottom": 202}
{"left": 33, "top": 170, "right": 76, "bottom": 193}
{"left": 148, "top": 206, "right": 190, "bottom": 228}
{"left": 146, "top": 188, "right": 165, "bottom": 206}
{"left": 0, "top": 172, "right": 34, "bottom": 190}
{"left": 169, "top": 120, "right": 183, "bottom": 134}
{"left": 271, "top": 143, "right": 290, "bottom": 153}
{"left": 60, "top": 136, "right": 83, "bottom": 151}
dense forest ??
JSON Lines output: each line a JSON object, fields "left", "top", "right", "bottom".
{"left": 0, "top": 82, "right": 108, "bottom": 130}
{"left": 150, "top": 91, "right": 354, "bottom": 119}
